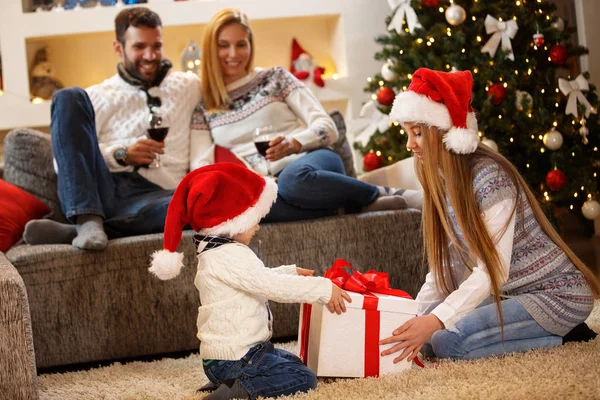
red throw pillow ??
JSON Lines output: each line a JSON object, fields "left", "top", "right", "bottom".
{"left": 214, "top": 145, "right": 247, "bottom": 168}
{"left": 0, "top": 179, "right": 51, "bottom": 252}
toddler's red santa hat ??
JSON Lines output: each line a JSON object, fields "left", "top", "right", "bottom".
{"left": 149, "top": 163, "right": 278, "bottom": 280}
{"left": 390, "top": 68, "right": 479, "bottom": 154}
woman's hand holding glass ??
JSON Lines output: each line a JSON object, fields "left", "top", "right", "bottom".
{"left": 265, "top": 136, "right": 302, "bottom": 162}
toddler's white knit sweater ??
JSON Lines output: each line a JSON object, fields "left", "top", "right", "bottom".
{"left": 86, "top": 71, "right": 201, "bottom": 189}
{"left": 194, "top": 242, "right": 332, "bottom": 361}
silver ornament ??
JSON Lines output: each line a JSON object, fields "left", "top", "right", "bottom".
{"left": 481, "top": 138, "right": 498, "bottom": 152}
{"left": 381, "top": 61, "right": 399, "bottom": 82}
{"left": 582, "top": 199, "right": 600, "bottom": 220}
{"left": 515, "top": 91, "right": 533, "bottom": 112}
{"left": 543, "top": 129, "right": 563, "bottom": 151}
{"left": 551, "top": 17, "right": 565, "bottom": 32}
{"left": 445, "top": 4, "right": 466, "bottom": 26}
{"left": 579, "top": 117, "right": 589, "bottom": 145}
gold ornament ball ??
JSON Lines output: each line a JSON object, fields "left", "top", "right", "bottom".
{"left": 445, "top": 4, "right": 466, "bottom": 26}
{"left": 543, "top": 129, "right": 563, "bottom": 151}
{"left": 582, "top": 199, "right": 600, "bottom": 220}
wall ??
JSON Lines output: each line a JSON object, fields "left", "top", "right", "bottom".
{"left": 575, "top": 0, "right": 600, "bottom": 85}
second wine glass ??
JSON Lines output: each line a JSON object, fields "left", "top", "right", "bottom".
{"left": 253, "top": 126, "right": 278, "bottom": 176}
{"left": 147, "top": 110, "right": 170, "bottom": 168}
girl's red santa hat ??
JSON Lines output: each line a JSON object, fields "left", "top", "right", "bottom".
{"left": 390, "top": 68, "right": 479, "bottom": 154}
{"left": 149, "top": 163, "right": 278, "bottom": 280}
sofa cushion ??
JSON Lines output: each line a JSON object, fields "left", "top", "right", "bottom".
{"left": 3, "top": 129, "right": 66, "bottom": 223}
{"left": 0, "top": 179, "right": 51, "bottom": 252}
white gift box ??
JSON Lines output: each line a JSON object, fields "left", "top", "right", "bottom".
{"left": 298, "top": 291, "right": 418, "bottom": 378}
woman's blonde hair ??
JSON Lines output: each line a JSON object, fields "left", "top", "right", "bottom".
{"left": 415, "top": 124, "right": 600, "bottom": 326}
{"left": 201, "top": 8, "right": 254, "bottom": 110}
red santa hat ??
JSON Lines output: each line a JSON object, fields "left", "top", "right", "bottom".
{"left": 149, "top": 163, "right": 278, "bottom": 280}
{"left": 390, "top": 68, "right": 479, "bottom": 154}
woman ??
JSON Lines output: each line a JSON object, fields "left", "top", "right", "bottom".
{"left": 379, "top": 68, "right": 599, "bottom": 362}
{"left": 190, "top": 8, "right": 421, "bottom": 222}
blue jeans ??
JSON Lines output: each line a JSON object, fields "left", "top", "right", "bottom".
{"left": 51, "top": 87, "right": 174, "bottom": 239}
{"left": 263, "top": 148, "right": 380, "bottom": 222}
{"left": 203, "top": 341, "right": 317, "bottom": 400}
{"left": 420, "top": 298, "right": 562, "bottom": 360}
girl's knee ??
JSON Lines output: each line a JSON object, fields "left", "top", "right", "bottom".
{"left": 430, "top": 328, "right": 466, "bottom": 360}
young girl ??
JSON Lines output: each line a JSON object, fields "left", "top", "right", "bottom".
{"left": 149, "top": 163, "right": 350, "bottom": 400}
{"left": 379, "top": 68, "right": 599, "bottom": 362}
{"left": 189, "top": 8, "right": 422, "bottom": 223}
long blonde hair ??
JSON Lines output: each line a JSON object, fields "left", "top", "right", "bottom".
{"left": 415, "top": 124, "right": 600, "bottom": 325}
{"left": 201, "top": 8, "right": 254, "bottom": 110}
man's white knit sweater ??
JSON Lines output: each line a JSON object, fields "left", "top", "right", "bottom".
{"left": 194, "top": 242, "right": 332, "bottom": 361}
{"left": 86, "top": 71, "right": 200, "bottom": 189}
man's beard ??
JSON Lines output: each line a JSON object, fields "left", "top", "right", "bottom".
{"left": 123, "top": 55, "right": 159, "bottom": 84}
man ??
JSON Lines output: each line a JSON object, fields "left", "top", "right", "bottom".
{"left": 24, "top": 7, "right": 201, "bottom": 250}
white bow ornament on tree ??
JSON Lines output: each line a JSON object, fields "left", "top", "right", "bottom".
{"left": 354, "top": 100, "right": 391, "bottom": 146}
{"left": 481, "top": 15, "right": 519, "bottom": 61}
{"left": 558, "top": 74, "right": 597, "bottom": 118}
{"left": 387, "top": 0, "right": 422, "bottom": 35}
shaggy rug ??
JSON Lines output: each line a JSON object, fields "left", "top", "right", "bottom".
{"left": 38, "top": 302, "right": 600, "bottom": 400}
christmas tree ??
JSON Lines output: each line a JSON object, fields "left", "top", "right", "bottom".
{"left": 356, "top": 0, "right": 600, "bottom": 225}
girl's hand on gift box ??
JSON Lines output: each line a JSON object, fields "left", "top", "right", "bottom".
{"left": 327, "top": 284, "right": 352, "bottom": 315}
{"left": 379, "top": 314, "right": 444, "bottom": 363}
{"left": 296, "top": 267, "right": 315, "bottom": 276}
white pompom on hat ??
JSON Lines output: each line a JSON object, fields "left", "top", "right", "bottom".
{"left": 149, "top": 163, "right": 278, "bottom": 280}
{"left": 390, "top": 68, "right": 479, "bottom": 154}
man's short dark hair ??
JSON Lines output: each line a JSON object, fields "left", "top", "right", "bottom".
{"left": 115, "top": 7, "right": 162, "bottom": 45}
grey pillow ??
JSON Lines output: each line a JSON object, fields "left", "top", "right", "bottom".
{"left": 329, "top": 109, "right": 357, "bottom": 178}
{"left": 3, "top": 128, "right": 66, "bottom": 222}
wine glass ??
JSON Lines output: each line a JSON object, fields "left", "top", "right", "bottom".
{"left": 147, "top": 109, "right": 169, "bottom": 168}
{"left": 253, "top": 126, "right": 278, "bottom": 176}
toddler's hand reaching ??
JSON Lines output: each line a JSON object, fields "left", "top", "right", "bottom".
{"left": 296, "top": 267, "right": 315, "bottom": 276}
{"left": 327, "top": 284, "right": 352, "bottom": 315}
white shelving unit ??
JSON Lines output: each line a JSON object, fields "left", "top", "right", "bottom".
{"left": 0, "top": 0, "right": 392, "bottom": 131}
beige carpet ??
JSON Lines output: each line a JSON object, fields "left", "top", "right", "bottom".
{"left": 39, "top": 302, "right": 600, "bottom": 400}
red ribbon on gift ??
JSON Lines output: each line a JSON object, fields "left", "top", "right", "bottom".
{"left": 300, "top": 260, "right": 417, "bottom": 378}
{"left": 324, "top": 259, "right": 413, "bottom": 300}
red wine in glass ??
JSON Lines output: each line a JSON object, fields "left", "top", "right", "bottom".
{"left": 147, "top": 110, "right": 170, "bottom": 168}
{"left": 254, "top": 138, "right": 271, "bottom": 157}
{"left": 147, "top": 127, "right": 169, "bottom": 142}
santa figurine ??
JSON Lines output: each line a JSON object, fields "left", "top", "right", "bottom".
{"left": 290, "top": 38, "right": 326, "bottom": 88}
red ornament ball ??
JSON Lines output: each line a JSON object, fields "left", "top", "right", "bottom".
{"left": 549, "top": 45, "right": 568, "bottom": 65}
{"left": 377, "top": 87, "right": 396, "bottom": 106}
{"left": 364, "top": 152, "right": 383, "bottom": 172}
{"left": 422, "top": 0, "right": 440, "bottom": 7}
{"left": 533, "top": 33, "right": 544, "bottom": 47}
{"left": 488, "top": 83, "right": 507, "bottom": 105}
{"left": 545, "top": 169, "right": 567, "bottom": 191}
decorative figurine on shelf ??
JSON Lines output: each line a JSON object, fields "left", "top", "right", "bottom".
{"left": 289, "top": 38, "right": 326, "bottom": 88}
{"left": 30, "top": 48, "right": 64, "bottom": 100}
{"left": 180, "top": 40, "right": 201, "bottom": 75}
{"left": 32, "top": 0, "right": 53, "bottom": 12}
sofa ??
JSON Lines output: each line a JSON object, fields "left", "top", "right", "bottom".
{"left": 0, "top": 128, "right": 426, "bottom": 400}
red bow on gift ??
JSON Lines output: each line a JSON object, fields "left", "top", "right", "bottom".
{"left": 324, "top": 259, "right": 413, "bottom": 299}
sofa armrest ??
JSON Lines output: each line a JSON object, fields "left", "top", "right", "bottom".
{"left": 0, "top": 252, "right": 38, "bottom": 400}
{"left": 358, "top": 157, "right": 423, "bottom": 191}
